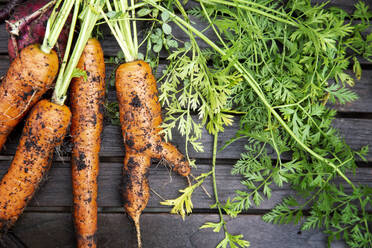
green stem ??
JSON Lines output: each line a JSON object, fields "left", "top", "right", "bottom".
{"left": 53, "top": 0, "right": 80, "bottom": 99}
{"left": 131, "top": 0, "right": 138, "bottom": 53}
{"left": 102, "top": 0, "right": 138, "bottom": 62}
{"left": 52, "top": 0, "right": 103, "bottom": 105}
{"left": 184, "top": 47, "right": 196, "bottom": 165}
{"left": 200, "top": 1, "right": 227, "bottom": 49}
{"left": 100, "top": 1, "right": 133, "bottom": 61}
{"left": 41, "top": 0, "right": 75, "bottom": 54}
{"left": 273, "top": 95, "right": 310, "bottom": 109}
{"left": 221, "top": 109, "right": 247, "bottom": 114}
{"left": 198, "top": 0, "right": 298, "bottom": 27}
{"left": 145, "top": 1, "right": 357, "bottom": 191}
{"left": 126, "top": 0, "right": 161, "bottom": 11}
{"left": 120, "top": 0, "right": 135, "bottom": 58}
{"left": 212, "top": 133, "right": 227, "bottom": 232}
{"left": 204, "top": 0, "right": 293, "bottom": 19}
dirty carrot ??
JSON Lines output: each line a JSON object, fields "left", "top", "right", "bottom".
{"left": 0, "top": 44, "right": 58, "bottom": 150}
{"left": 101, "top": 1, "right": 191, "bottom": 247}
{"left": 0, "top": 99, "right": 71, "bottom": 231}
{"left": 70, "top": 38, "right": 105, "bottom": 248}
{"left": 50, "top": 1, "right": 104, "bottom": 247}
{"left": 116, "top": 62, "right": 191, "bottom": 245}
{"left": 0, "top": 0, "right": 93, "bottom": 234}
{"left": 116, "top": 61, "right": 190, "bottom": 178}
{"left": 0, "top": 0, "right": 73, "bottom": 152}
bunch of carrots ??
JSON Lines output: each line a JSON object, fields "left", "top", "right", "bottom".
{"left": 0, "top": 0, "right": 191, "bottom": 247}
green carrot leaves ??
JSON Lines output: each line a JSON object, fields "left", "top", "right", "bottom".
{"left": 150, "top": 0, "right": 372, "bottom": 246}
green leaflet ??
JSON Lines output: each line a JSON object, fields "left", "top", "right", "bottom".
{"left": 154, "top": 0, "right": 372, "bottom": 247}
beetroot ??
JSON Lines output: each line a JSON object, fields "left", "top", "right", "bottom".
{"left": 0, "top": 0, "right": 24, "bottom": 22}
{"left": 6, "top": 0, "right": 70, "bottom": 61}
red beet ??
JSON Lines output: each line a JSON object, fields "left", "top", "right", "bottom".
{"left": 0, "top": 0, "right": 24, "bottom": 22}
{"left": 6, "top": 0, "right": 70, "bottom": 61}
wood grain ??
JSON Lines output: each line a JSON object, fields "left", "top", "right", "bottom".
{"left": 1, "top": 117, "right": 371, "bottom": 161}
{"left": 6, "top": 212, "right": 347, "bottom": 248}
{"left": 0, "top": 161, "right": 369, "bottom": 210}
{"left": 100, "top": 118, "right": 372, "bottom": 161}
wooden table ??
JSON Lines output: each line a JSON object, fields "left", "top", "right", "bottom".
{"left": 0, "top": 0, "right": 371, "bottom": 247}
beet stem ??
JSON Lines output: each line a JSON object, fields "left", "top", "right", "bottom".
{"left": 10, "top": 35, "right": 18, "bottom": 58}
{"left": 6, "top": 0, "right": 56, "bottom": 36}
{"left": 0, "top": 0, "right": 24, "bottom": 22}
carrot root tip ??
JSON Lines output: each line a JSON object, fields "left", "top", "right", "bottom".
{"left": 135, "top": 219, "right": 142, "bottom": 248}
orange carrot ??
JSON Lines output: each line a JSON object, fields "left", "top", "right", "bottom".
{"left": 116, "top": 60, "right": 191, "bottom": 247}
{"left": 0, "top": 99, "right": 71, "bottom": 231}
{"left": 70, "top": 38, "right": 105, "bottom": 248}
{"left": 0, "top": 0, "right": 100, "bottom": 238}
{"left": 0, "top": 44, "right": 58, "bottom": 151}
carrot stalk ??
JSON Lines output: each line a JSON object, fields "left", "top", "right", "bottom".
{"left": 52, "top": 0, "right": 103, "bottom": 105}
{"left": 70, "top": 38, "right": 105, "bottom": 248}
{"left": 41, "top": 0, "right": 74, "bottom": 54}
{"left": 0, "top": 100, "right": 71, "bottom": 231}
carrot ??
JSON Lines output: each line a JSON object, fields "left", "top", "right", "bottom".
{"left": 70, "top": 38, "right": 105, "bottom": 248}
{"left": 0, "top": 99, "right": 71, "bottom": 231}
{"left": 0, "top": 44, "right": 58, "bottom": 151}
{"left": 116, "top": 60, "right": 191, "bottom": 247}
{"left": 50, "top": 2, "right": 104, "bottom": 247}
{"left": 0, "top": 0, "right": 88, "bottom": 235}
{"left": 0, "top": 0, "right": 75, "bottom": 152}
{"left": 100, "top": 1, "right": 192, "bottom": 246}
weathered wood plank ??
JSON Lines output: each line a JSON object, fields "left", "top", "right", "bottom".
{"left": 0, "top": 54, "right": 8, "bottom": 75}
{"left": 8, "top": 212, "right": 347, "bottom": 248}
{"left": 0, "top": 161, "right": 369, "bottom": 209}
{"left": 90, "top": 117, "right": 372, "bottom": 161}
{"left": 0, "top": 24, "right": 7, "bottom": 54}
{"left": 331, "top": 70, "right": 372, "bottom": 113}
{"left": 1, "top": 57, "right": 372, "bottom": 156}
{"left": 1, "top": 117, "right": 372, "bottom": 161}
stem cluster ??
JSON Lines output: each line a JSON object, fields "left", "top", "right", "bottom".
{"left": 52, "top": 0, "right": 104, "bottom": 105}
